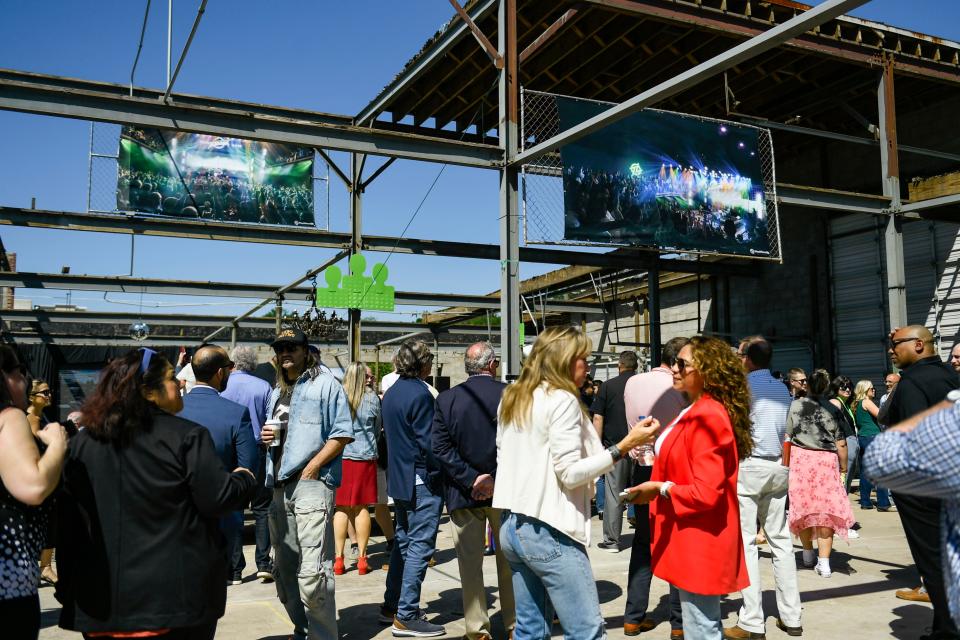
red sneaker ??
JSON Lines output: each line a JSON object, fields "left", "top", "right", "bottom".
{"left": 357, "top": 556, "right": 370, "bottom": 575}
{"left": 333, "top": 556, "right": 345, "bottom": 575}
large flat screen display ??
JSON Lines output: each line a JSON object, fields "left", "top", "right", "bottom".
{"left": 557, "top": 96, "right": 775, "bottom": 257}
{"left": 117, "top": 127, "right": 314, "bottom": 226}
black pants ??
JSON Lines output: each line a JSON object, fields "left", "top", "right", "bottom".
{"left": 624, "top": 465, "right": 682, "bottom": 629}
{"left": 893, "top": 492, "right": 959, "bottom": 638}
{"left": 1, "top": 594, "right": 39, "bottom": 640}
{"left": 82, "top": 622, "right": 217, "bottom": 640}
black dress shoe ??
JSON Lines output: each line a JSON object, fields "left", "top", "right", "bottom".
{"left": 776, "top": 618, "right": 803, "bottom": 637}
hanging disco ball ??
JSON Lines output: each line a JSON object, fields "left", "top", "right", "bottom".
{"left": 129, "top": 321, "right": 151, "bottom": 342}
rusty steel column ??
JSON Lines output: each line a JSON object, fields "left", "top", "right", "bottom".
{"left": 879, "top": 53, "right": 907, "bottom": 331}
{"left": 498, "top": 0, "right": 521, "bottom": 380}
{"left": 348, "top": 152, "right": 363, "bottom": 362}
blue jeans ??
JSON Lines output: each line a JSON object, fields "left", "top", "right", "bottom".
{"left": 595, "top": 476, "right": 605, "bottom": 514}
{"left": 678, "top": 588, "right": 722, "bottom": 640}
{"left": 498, "top": 511, "right": 605, "bottom": 640}
{"left": 844, "top": 435, "right": 859, "bottom": 494}
{"left": 858, "top": 435, "right": 890, "bottom": 508}
{"left": 383, "top": 482, "right": 443, "bottom": 620}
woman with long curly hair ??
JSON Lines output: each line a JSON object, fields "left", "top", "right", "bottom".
{"left": 493, "top": 326, "right": 658, "bottom": 639}
{"left": 628, "top": 336, "right": 752, "bottom": 640}
{"left": 785, "top": 369, "right": 854, "bottom": 578}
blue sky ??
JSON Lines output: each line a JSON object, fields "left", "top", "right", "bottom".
{"left": 1, "top": 1, "right": 958, "bottom": 321}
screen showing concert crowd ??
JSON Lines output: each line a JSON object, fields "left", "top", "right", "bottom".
{"left": 556, "top": 97, "right": 774, "bottom": 258}
{"left": 117, "top": 127, "right": 314, "bottom": 227}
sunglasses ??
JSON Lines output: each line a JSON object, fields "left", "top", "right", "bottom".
{"left": 792, "top": 378, "right": 808, "bottom": 385}
{"left": 32, "top": 389, "right": 52, "bottom": 397}
{"left": 675, "top": 357, "right": 694, "bottom": 372}
{"left": 889, "top": 336, "right": 921, "bottom": 348}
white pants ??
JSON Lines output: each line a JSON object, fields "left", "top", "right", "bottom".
{"left": 735, "top": 457, "right": 803, "bottom": 634}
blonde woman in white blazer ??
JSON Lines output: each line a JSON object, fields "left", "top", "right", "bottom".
{"left": 493, "top": 326, "right": 658, "bottom": 639}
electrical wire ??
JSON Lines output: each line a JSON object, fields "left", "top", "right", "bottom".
{"left": 354, "top": 76, "right": 501, "bottom": 310}
{"left": 129, "top": 0, "right": 152, "bottom": 97}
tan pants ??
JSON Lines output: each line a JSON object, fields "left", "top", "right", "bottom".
{"left": 450, "top": 507, "right": 516, "bottom": 639}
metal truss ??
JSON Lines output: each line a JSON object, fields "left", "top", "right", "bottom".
{"left": 0, "top": 207, "right": 760, "bottom": 276}
{"left": 0, "top": 271, "right": 600, "bottom": 315}
{"left": 0, "top": 69, "right": 501, "bottom": 169}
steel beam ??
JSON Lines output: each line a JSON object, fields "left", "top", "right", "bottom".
{"left": 775, "top": 183, "right": 898, "bottom": 216}
{"left": 879, "top": 54, "right": 908, "bottom": 330}
{"left": 0, "top": 69, "right": 502, "bottom": 169}
{"left": 0, "top": 308, "right": 493, "bottom": 335}
{"left": 499, "top": 0, "right": 522, "bottom": 379}
{"left": 735, "top": 116, "right": 960, "bottom": 164}
{"left": 0, "top": 208, "right": 763, "bottom": 276}
{"left": 511, "top": 0, "right": 871, "bottom": 167}
{"left": 581, "top": 0, "right": 960, "bottom": 85}
{"left": 899, "top": 192, "right": 960, "bottom": 214}
{"left": 0, "top": 272, "right": 601, "bottom": 313}
{"left": 355, "top": 0, "right": 499, "bottom": 125}
{"left": 349, "top": 153, "right": 363, "bottom": 361}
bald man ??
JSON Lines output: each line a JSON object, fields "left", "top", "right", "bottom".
{"left": 179, "top": 345, "right": 258, "bottom": 585}
{"left": 884, "top": 325, "right": 959, "bottom": 638}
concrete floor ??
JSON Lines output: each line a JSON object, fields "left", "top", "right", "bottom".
{"left": 38, "top": 495, "right": 934, "bottom": 639}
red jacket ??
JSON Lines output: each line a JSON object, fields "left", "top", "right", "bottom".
{"left": 650, "top": 394, "right": 749, "bottom": 595}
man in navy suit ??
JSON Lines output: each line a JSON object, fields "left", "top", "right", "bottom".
{"left": 432, "top": 342, "right": 515, "bottom": 640}
{"left": 379, "top": 339, "right": 446, "bottom": 637}
{"left": 178, "top": 344, "right": 258, "bottom": 585}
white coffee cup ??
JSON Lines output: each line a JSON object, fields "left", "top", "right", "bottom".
{"left": 264, "top": 419, "right": 285, "bottom": 448}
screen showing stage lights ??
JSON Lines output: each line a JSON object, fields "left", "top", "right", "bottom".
{"left": 557, "top": 97, "right": 774, "bottom": 257}
{"left": 117, "top": 127, "right": 314, "bottom": 226}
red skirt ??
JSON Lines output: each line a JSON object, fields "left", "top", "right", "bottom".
{"left": 336, "top": 459, "right": 378, "bottom": 506}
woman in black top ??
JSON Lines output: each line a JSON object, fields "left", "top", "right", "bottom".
{"left": 0, "top": 346, "right": 67, "bottom": 640}
{"left": 828, "top": 375, "right": 859, "bottom": 494}
{"left": 56, "top": 348, "right": 256, "bottom": 640}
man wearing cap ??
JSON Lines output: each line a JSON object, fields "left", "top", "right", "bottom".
{"left": 261, "top": 328, "right": 354, "bottom": 640}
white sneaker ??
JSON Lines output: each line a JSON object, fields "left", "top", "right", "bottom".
{"left": 815, "top": 565, "right": 832, "bottom": 578}
{"left": 847, "top": 529, "right": 860, "bottom": 539}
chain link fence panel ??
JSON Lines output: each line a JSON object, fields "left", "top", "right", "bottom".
{"left": 520, "top": 89, "right": 781, "bottom": 261}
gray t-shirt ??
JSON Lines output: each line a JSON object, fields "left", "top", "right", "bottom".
{"left": 785, "top": 397, "right": 842, "bottom": 452}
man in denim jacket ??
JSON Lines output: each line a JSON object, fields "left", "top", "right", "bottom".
{"left": 262, "top": 328, "right": 353, "bottom": 640}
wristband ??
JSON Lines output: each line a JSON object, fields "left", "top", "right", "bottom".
{"left": 608, "top": 444, "right": 623, "bottom": 462}
{"left": 659, "top": 481, "right": 675, "bottom": 498}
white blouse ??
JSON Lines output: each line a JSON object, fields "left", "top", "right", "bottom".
{"left": 493, "top": 384, "right": 613, "bottom": 546}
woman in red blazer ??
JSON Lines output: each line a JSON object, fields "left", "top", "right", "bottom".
{"left": 628, "top": 336, "right": 754, "bottom": 640}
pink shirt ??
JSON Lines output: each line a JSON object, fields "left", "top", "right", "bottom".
{"left": 624, "top": 366, "right": 688, "bottom": 428}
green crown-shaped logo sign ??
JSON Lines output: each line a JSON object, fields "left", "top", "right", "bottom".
{"left": 316, "top": 253, "right": 395, "bottom": 311}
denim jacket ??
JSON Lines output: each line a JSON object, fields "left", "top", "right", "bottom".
{"left": 265, "top": 367, "right": 354, "bottom": 488}
{"left": 343, "top": 390, "right": 382, "bottom": 461}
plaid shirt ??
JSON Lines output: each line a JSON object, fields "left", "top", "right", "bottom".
{"left": 864, "top": 401, "right": 960, "bottom": 626}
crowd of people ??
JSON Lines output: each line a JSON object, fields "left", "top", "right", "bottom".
{"left": 117, "top": 167, "right": 314, "bottom": 226}
{"left": 2, "top": 323, "right": 960, "bottom": 640}
{"left": 562, "top": 166, "right": 767, "bottom": 249}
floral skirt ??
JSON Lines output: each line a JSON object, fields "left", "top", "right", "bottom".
{"left": 787, "top": 446, "right": 855, "bottom": 538}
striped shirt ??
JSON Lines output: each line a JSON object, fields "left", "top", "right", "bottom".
{"left": 746, "top": 369, "right": 792, "bottom": 457}
{"left": 864, "top": 401, "right": 960, "bottom": 627}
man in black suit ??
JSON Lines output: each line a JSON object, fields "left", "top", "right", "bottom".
{"left": 432, "top": 342, "right": 515, "bottom": 640}
{"left": 884, "top": 325, "right": 960, "bottom": 640}
{"left": 178, "top": 345, "right": 258, "bottom": 585}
